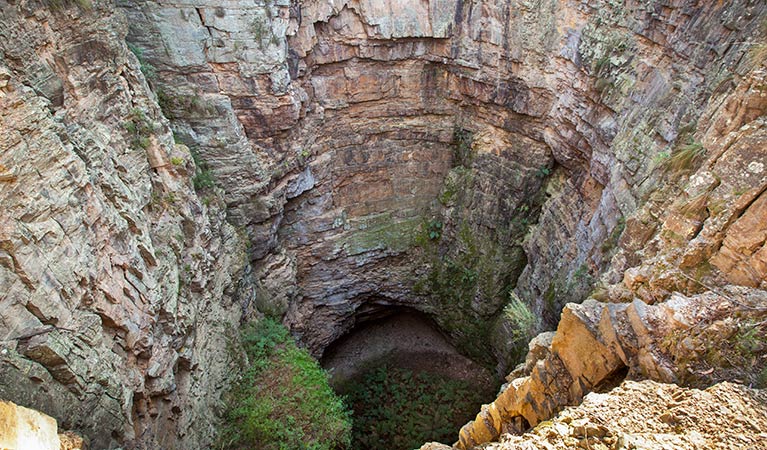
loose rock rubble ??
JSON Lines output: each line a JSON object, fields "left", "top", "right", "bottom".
{"left": 423, "top": 380, "right": 767, "bottom": 450}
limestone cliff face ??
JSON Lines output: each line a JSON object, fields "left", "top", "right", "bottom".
{"left": 452, "top": 287, "right": 767, "bottom": 448}
{"left": 424, "top": 379, "right": 767, "bottom": 450}
{"left": 1, "top": 0, "right": 766, "bottom": 449}
{"left": 0, "top": 3, "right": 251, "bottom": 448}
{"left": 117, "top": 0, "right": 766, "bottom": 365}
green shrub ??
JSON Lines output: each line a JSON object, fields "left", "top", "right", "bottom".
{"left": 190, "top": 147, "right": 216, "bottom": 190}
{"left": 123, "top": 108, "right": 155, "bottom": 150}
{"left": 218, "top": 319, "right": 352, "bottom": 450}
{"left": 535, "top": 166, "right": 552, "bottom": 178}
{"left": 503, "top": 293, "right": 536, "bottom": 345}
{"left": 127, "top": 43, "right": 156, "bottom": 83}
{"left": 666, "top": 139, "right": 706, "bottom": 173}
{"left": 343, "top": 365, "right": 490, "bottom": 449}
{"left": 600, "top": 216, "right": 626, "bottom": 254}
{"left": 427, "top": 219, "right": 443, "bottom": 240}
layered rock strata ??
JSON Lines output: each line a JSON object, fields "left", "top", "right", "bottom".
{"left": 0, "top": 3, "right": 251, "bottom": 448}
{"left": 423, "top": 379, "right": 767, "bottom": 450}
{"left": 117, "top": 0, "right": 767, "bottom": 370}
{"left": 0, "top": 0, "right": 766, "bottom": 449}
{"left": 454, "top": 287, "right": 767, "bottom": 448}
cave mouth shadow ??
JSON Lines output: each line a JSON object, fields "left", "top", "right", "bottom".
{"left": 320, "top": 306, "right": 500, "bottom": 448}
{"left": 320, "top": 306, "right": 497, "bottom": 390}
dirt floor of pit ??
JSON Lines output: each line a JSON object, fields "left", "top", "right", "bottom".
{"left": 320, "top": 312, "right": 497, "bottom": 391}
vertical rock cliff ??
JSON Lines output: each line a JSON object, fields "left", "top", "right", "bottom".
{"left": 0, "top": 0, "right": 765, "bottom": 448}
{"left": 0, "top": 2, "right": 252, "bottom": 448}
{"left": 116, "top": 0, "right": 766, "bottom": 368}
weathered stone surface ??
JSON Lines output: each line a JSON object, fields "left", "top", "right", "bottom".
{"left": 115, "top": 0, "right": 767, "bottom": 372}
{"left": 0, "top": 400, "right": 60, "bottom": 450}
{"left": 455, "top": 287, "right": 767, "bottom": 449}
{"left": 0, "top": 3, "right": 250, "bottom": 449}
{"left": 1, "top": 1, "right": 766, "bottom": 449}
{"left": 428, "top": 380, "right": 767, "bottom": 450}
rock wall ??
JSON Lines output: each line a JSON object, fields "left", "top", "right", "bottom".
{"left": 0, "top": 399, "right": 61, "bottom": 450}
{"left": 454, "top": 287, "right": 767, "bottom": 448}
{"left": 0, "top": 0, "right": 765, "bottom": 448}
{"left": 116, "top": 0, "right": 766, "bottom": 369}
{"left": 0, "top": 2, "right": 251, "bottom": 448}
{"left": 424, "top": 379, "right": 767, "bottom": 450}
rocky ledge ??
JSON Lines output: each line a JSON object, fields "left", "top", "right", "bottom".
{"left": 424, "top": 379, "right": 767, "bottom": 450}
{"left": 445, "top": 286, "right": 767, "bottom": 449}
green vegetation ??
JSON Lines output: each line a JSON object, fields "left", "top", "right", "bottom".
{"left": 157, "top": 92, "right": 215, "bottom": 119}
{"left": 343, "top": 365, "right": 490, "bottom": 449}
{"left": 662, "top": 311, "right": 767, "bottom": 389}
{"left": 438, "top": 166, "right": 472, "bottom": 206}
{"left": 535, "top": 165, "right": 552, "bottom": 178}
{"left": 452, "top": 127, "right": 474, "bottom": 167}
{"left": 218, "top": 319, "right": 352, "bottom": 450}
{"left": 653, "top": 150, "right": 670, "bottom": 164}
{"left": 579, "top": 17, "right": 632, "bottom": 95}
{"left": 124, "top": 108, "right": 155, "bottom": 150}
{"left": 665, "top": 138, "right": 706, "bottom": 173}
{"left": 190, "top": 147, "right": 215, "bottom": 190}
{"left": 337, "top": 215, "right": 421, "bottom": 256}
{"left": 415, "top": 221, "right": 525, "bottom": 364}
{"left": 600, "top": 216, "right": 626, "bottom": 254}
{"left": 427, "top": 219, "right": 443, "bottom": 240}
{"left": 503, "top": 293, "right": 536, "bottom": 346}
{"left": 127, "top": 43, "right": 157, "bottom": 83}
{"left": 251, "top": 16, "right": 268, "bottom": 40}
{"left": 251, "top": 12, "right": 280, "bottom": 49}
{"left": 170, "top": 156, "right": 185, "bottom": 166}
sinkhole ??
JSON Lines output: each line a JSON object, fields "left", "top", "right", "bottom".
{"left": 321, "top": 307, "right": 500, "bottom": 449}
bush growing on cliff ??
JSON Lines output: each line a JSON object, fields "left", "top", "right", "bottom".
{"left": 127, "top": 43, "right": 157, "bottom": 84}
{"left": 190, "top": 147, "right": 215, "bottom": 191}
{"left": 503, "top": 293, "right": 536, "bottom": 345}
{"left": 666, "top": 139, "right": 706, "bottom": 173}
{"left": 218, "top": 319, "right": 351, "bottom": 450}
{"left": 123, "top": 108, "right": 155, "bottom": 150}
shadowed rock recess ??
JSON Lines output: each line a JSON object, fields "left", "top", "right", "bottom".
{"left": 0, "top": 0, "right": 765, "bottom": 449}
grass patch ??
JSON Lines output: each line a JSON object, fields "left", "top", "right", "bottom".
{"left": 665, "top": 139, "right": 706, "bottom": 173}
{"left": 218, "top": 319, "right": 352, "bottom": 450}
{"left": 124, "top": 108, "right": 155, "bottom": 150}
{"left": 343, "top": 365, "right": 489, "bottom": 449}
{"left": 190, "top": 147, "right": 215, "bottom": 190}
{"left": 127, "top": 42, "right": 156, "bottom": 83}
{"left": 503, "top": 293, "right": 537, "bottom": 349}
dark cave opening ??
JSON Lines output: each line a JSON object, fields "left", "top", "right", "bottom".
{"left": 320, "top": 307, "right": 500, "bottom": 449}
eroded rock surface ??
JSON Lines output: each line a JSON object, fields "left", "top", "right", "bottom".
{"left": 0, "top": 0, "right": 766, "bottom": 449}
{"left": 424, "top": 379, "right": 767, "bottom": 450}
{"left": 0, "top": 400, "right": 61, "bottom": 450}
{"left": 115, "top": 0, "right": 767, "bottom": 371}
{"left": 0, "top": 3, "right": 251, "bottom": 448}
{"left": 454, "top": 287, "right": 767, "bottom": 448}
